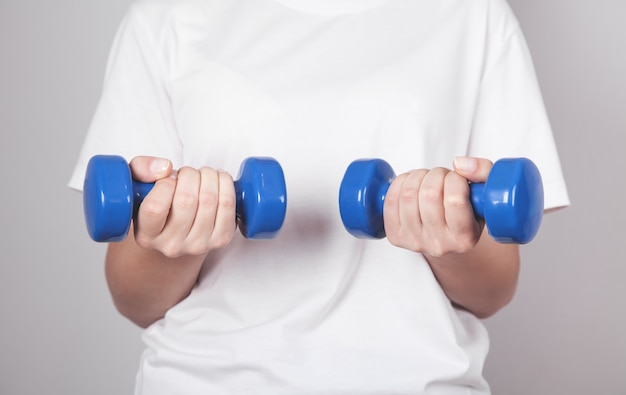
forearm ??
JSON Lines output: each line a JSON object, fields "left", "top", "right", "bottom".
{"left": 424, "top": 227, "right": 520, "bottom": 319}
{"left": 105, "top": 225, "right": 206, "bottom": 328}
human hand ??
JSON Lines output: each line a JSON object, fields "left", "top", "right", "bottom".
{"left": 128, "top": 156, "right": 237, "bottom": 258}
{"left": 382, "top": 157, "right": 493, "bottom": 257}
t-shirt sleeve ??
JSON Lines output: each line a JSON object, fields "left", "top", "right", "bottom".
{"left": 68, "top": 5, "right": 181, "bottom": 192}
{"left": 467, "top": 5, "right": 570, "bottom": 211}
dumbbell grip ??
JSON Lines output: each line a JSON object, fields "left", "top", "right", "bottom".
{"left": 128, "top": 180, "right": 252, "bottom": 244}
{"left": 131, "top": 181, "right": 155, "bottom": 218}
{"left": 131, "top": 179, "right": 245, "bottom": 221}
{"left": 376, "top": 182, "right": 488, "bottom": 223}
{"left": 469, "top": 183, "right": 487, "bottom": 220}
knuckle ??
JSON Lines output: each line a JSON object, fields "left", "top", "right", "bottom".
{"left": 211, "top": 233, "right": 233, "bottom": 250}
{"left": 387, "top": 231, "right": 422, "bottom": 254}
{"left": 429, "top": 167, "right": 446, "bottom": 177}
{"left": 444, "top": 191, "right": 468, "bottom": 209}
{"left": 218, "top": 171, "right": 234, "bottom": 183}
{"left": 199, "top": 166, "right": 217, "bottom": 175}
{"left": 455, "top": 232, "right": 480, "bottom": 253}
{"left": 177, "top": 166, "right": 197, "bottom": 176}
{"left": 400, "top": 186, "right": 420, "bottom": 203}
{"left": 133, "top": 232, "right": 152, "bottom": 249}
{"left": 186, "top": 242, "right": 211, "bottom": 257}
{"left": 424, "top": 238, "right": 446, "bottom": 257}
{"left": 385, "top": 231, "right": 401, "bottom": 247}
{"left": 173, "top": 191, "right": 198, "bottom": 210}
{"left": 219, "top": 193, "right": 237, "bottom": 210}
{"left": 140, "top": 199, "right": 170, "bottom": 219}
{"left": 419, "top": 185, "right": 441, "bottom": 202}
{"left": 455, "top": 240, "right": 475, "bottom": 254}
{"left": 387, "top": 234, "right": 409, "bottom": 251}
{"left": 159, "top": 243, "right": 183, "bottom": 259}
{"left": 198, "top": 189, "right": 219, "bottom": 208}
{"left": 187, "top": 230, "right": 234, "bottom": 255}
{"left": 383, "top": 191, "right": 400, "bottom": 209}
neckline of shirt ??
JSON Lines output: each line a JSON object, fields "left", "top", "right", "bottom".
{"left": 272, "top": 0, "right": 390, "bottom": 15}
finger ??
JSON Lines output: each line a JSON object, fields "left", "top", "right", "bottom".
{"left": 417, "top": 167, "right": 449, "bottom": 236}
{"left": 383, "top": 172, "right": 408, "bottom": 238}
{"left": 210, "top": 171, "right": 237, "bottom": 247}
{"left": 160, "top": 167, "right": 201, "bottom": 241}
{"left": 443, "top": 171, "right": 482, "bottom": 248}
{"left": 398, "top": 169, "right": 429, "bottom": 236}
{"left": 453, "top": 156, "right": 494, "bottom": 184}
{"left": 384, "top": 169, "right": 429, "bottom": 246}
{"left": 185, "top": 167, "right": 220, "bottom": 245}
{"left": 135, "top": 176, "right": 176, "bottom": 240}
{"left": 129, "top": 156, "right": 173, "bottom": 182}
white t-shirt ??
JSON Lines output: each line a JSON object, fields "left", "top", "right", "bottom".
{"left": 69, "top": 0, "right": 570, "bottom": 393}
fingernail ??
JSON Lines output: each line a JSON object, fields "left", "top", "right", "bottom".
{"left": 169, "top": 169, "right": 178, "bottom": 180}
{"left": 150, "top": 158, "right": 170, "bottom": 175}
{"left": 454, "top": 156, "right": 477, "bottom": 173}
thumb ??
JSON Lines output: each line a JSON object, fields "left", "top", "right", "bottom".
{"left": 453, "top": 156, "right": 494, "bottom": 183}
{"left": 128, "top": 156, "right": 173, "bottom": 183}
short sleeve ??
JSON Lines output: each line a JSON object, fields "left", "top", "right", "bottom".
{"left": 68, "top": 4, "right": 181, "bottom": 191}
{"left": 468, "top": 7, "right": 570, "bottom": 210}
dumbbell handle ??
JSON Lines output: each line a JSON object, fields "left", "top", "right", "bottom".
{"left": 363, "top": 181, "right": 491, "bottom": 229}
{"left": 128, "top": 172, "right": 277, "bottom": 239}
{"left": 129, "top": 179, "right": 247, "bottom": 218}
{"left": 469, "top": 183, "right": 489, "bottom": 219}
{"left": 130, "top": 181, "right": 154, "bottom": 217}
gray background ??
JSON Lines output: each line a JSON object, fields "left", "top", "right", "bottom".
{"left": 0, "top": 0, "right": 624, "bottom": 393}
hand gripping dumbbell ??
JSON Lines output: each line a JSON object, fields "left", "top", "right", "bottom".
{"left": 83, "top": 155, "right": 287, "bottom": 242}
{"left": 338, "top": 158, "right": 544, "bottom": 244}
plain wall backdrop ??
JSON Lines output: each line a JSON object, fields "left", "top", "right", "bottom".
{"left": 0, "top": 0, "right": 624, "bottom": 394}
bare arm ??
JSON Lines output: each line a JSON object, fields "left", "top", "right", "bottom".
{"left": 383, "top": 157, "right": 521, "bottom": 318}
{"left": 105, "top": 226, "right": 207, "bottom": 328}
{"left": 424, "top": 231, "right": 519, "bottom": 319}
{"left": 105, "top": 156, "right": 236, "bottom": 328}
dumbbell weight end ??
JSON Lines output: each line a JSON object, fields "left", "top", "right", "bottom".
{"left": 83, "top": 155, "right": 148, "bottom": 242}
{"left": 469, "top": 158, "right": 544, "bottom": 244}
{"left": 338, "top": 159, "right": 394, "bottom": 239}
{"left": 234, "top": 157, "right": 287, "bottom": 239}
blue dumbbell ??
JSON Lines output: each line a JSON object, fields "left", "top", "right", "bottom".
{"left": 83, "top": 155, "right": 287, "bottom": 242}
{"left": 338, "top": 158, "right": 544, "bottom": 244}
